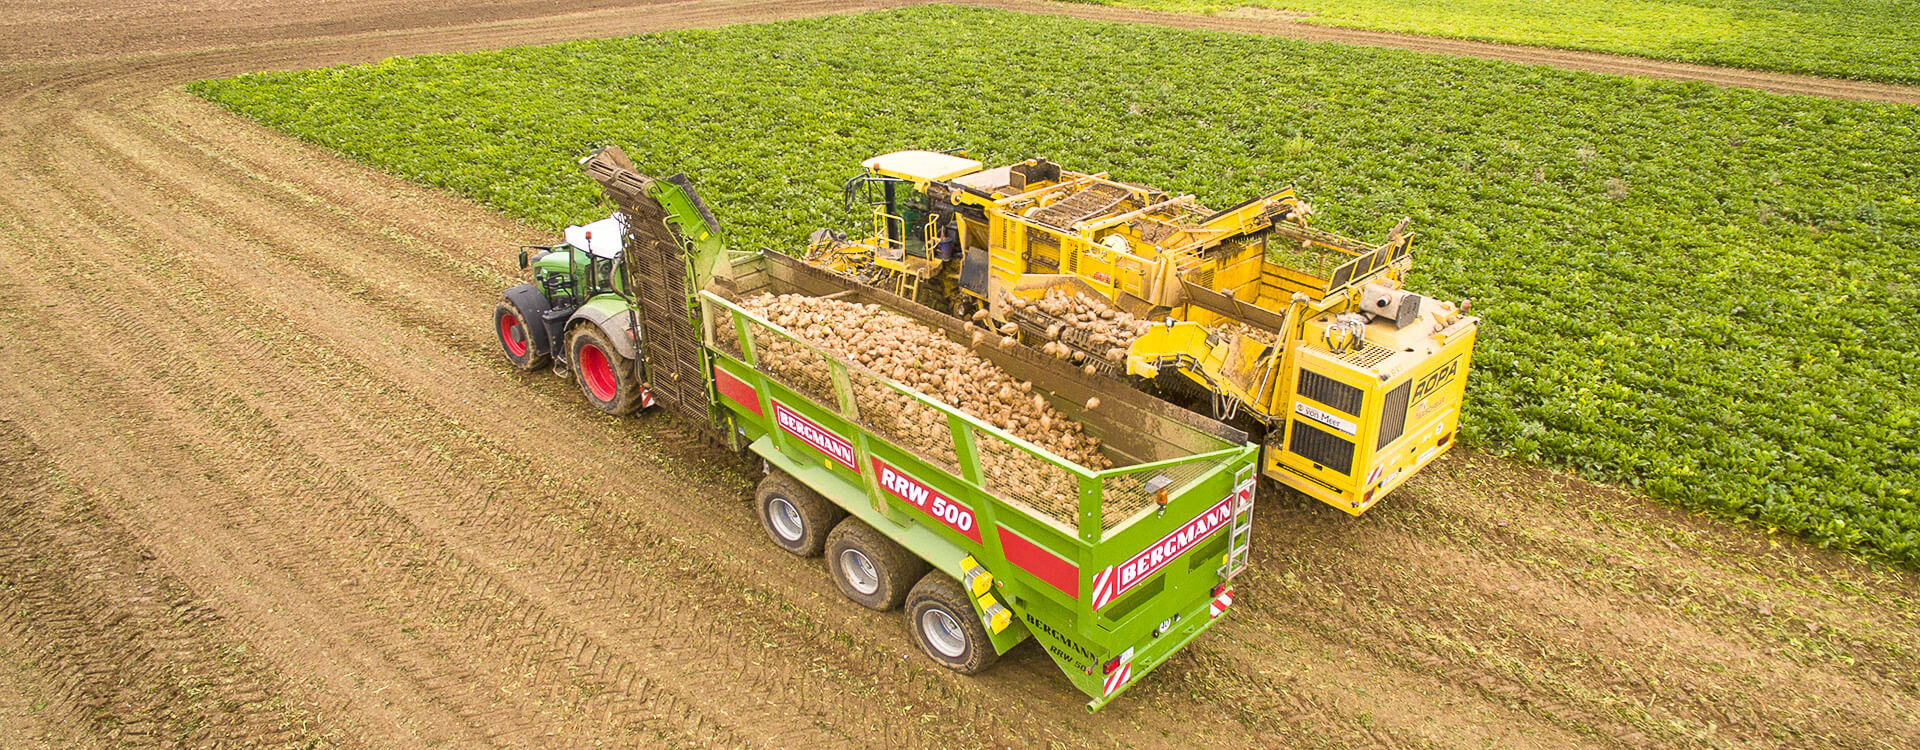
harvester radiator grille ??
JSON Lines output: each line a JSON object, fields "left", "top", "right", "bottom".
{"left": 1340, "top": 343, "right": 1394, "bottom": 368}
{"left": 1288, "top": 420, "right": 1354, "bottom": 475}
{"left": 1378, "top": 381, "right": 1410, "bottom": 450}
{"left": 1297, "top": 370, "right": 1362, "bottom": 415}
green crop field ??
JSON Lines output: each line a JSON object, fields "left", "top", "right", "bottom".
{"left": 1080, "top": 0, "right": 1920, "bottom": 85}
{"left": 188, "top": 6, "right": 1920, "bottom": 565}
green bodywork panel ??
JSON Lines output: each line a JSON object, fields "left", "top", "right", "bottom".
{"left": 706, "top": 294, "right": 1257, "bottom": 711}
{"left": 575, "top": 293, "right": 633, "bottom": 319}
{"left": 642, "top": 178, "right": 729, "bottom": 293}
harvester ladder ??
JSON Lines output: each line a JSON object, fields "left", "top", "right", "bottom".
{"left": 896, "top": 271, "right": 920, "bottom": 303}
{"left": 1219, "top": 464, "right": 1256, "bottom": 580}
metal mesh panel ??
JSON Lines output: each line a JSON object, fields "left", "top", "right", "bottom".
{"left": 972, "top": 426, "right": 1082, "bottom": 528}
{"left": 1100, "top": 456, "right": 1225, "bottom": 529}
{"left": 845, "top": 367, "right": 959, "bottom": 475}
{"left": 1378, "top": 381, "right": 1411, "bottom": 450}
{"left": 745, "top": 318, "right": 838, "bottom": 407}
{"left": 1297, "top": 369, "right": 1363, "bottom": 415}
{"left": 709, "top": 307, "right": 743, "bottom": 359}
{"left": 1289, "top": 420, "right": 1355, "bottom": 475}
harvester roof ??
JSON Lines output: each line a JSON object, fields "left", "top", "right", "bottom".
{"left": 862, "top": 150, "right": 983, "bottom": 184}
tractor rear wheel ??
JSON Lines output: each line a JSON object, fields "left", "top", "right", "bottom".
{"left": 494, "top": 302, "right": 549, "bottom": 371}
{"left": 905, "top": 573, "right": 998, "bottom": 675}
{"left": 825, "top": 518, "right": 928, "bottom": 611}
{"left": 754, "top": 471, "right": 844, "bottom": 557}
{"left": 568, "top": 325, "right": 643, "bottom": 416}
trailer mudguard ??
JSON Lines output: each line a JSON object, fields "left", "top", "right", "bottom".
{"left": 567, "top": 297, "right": 639, "bottom": 360}
{"left": 502, "top": 283, "right": 554, "bottom": 356}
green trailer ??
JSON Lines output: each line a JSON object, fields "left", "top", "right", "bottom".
{"left": 495, "top": 146, "right": 1261, "bottom": 710}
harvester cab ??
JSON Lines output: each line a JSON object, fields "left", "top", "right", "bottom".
{"left": 805, "top": 150, "right": 1482, "bottom": 516}
{"left": 812, "top": 150, "right": 986, "bottom": 313}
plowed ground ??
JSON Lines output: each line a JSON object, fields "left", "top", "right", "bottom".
{"left": 2, "top": 2, "right": 1916, "bottom": 748}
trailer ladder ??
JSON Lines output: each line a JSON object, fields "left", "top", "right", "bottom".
{"left": 1219, "top": 464, "right": 1255, "bottom": 580}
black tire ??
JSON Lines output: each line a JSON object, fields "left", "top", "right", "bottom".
{"left": 905, "top": 573, "right": 999, "bottom": 675}
{"left": 494, "top": 302, "right": 549, "bottom": 371}
{"left": 754, "top": 471, "right": 845, "bottom": 557}
{"left": 567, "top": 325, "right": 643, "bottom": 416}
{"left": 825, "top": 519, "right": 930, "bottom": 611}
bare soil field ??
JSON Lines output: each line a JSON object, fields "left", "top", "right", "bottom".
{"left": 2, "top": 1, "right": 1916, "bottom": 747}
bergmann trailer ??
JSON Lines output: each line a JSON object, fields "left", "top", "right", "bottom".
{"left": 492, "top": 146, "right": 1260, "bottom": 709}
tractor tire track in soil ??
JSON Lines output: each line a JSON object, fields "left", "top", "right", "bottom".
{"left": 1, "top": 2, "right": 1916, "bottom": 748}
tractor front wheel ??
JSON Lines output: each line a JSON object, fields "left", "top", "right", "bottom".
{"left": 567, "top": 325, "right": 643, "bottom": 416}
{"left": 494, "top": 302, "right": 549, "bottom": 371}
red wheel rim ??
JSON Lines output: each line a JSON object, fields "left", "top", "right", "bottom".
{"left": 579, "top": 343, "right": 618, "bottom": 402}
{"left": 499, "top": 313, "right": 529, "bottom": 357}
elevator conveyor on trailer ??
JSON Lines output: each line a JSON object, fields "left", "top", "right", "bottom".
{"left": 490, "top": 146, "right": 1260, "bottom": 710}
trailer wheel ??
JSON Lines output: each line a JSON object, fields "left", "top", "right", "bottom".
{"left": 905, "top": 574, "right": 999, "bottom": 675}
{"left": 825, "top": 519, "right": 929, "bottom": 611}
{"left": 494, "top": 302, "right": 549, "bottom": 371}
{"left": 568, "top": 325, "right": 642, "bottom": 416}
{"left": 754, "top": 471, "right": 844, "bottom": 557}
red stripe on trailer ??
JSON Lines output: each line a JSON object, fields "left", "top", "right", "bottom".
{"left": 1209, "top": 587, "right": 1234, "bottom": 619}
{"left": 872, "top": 457, "right": 982, "bottom": 543}
{"left": 712, "top": 365, "right": 760, "bottom": 416}
{"left": 998, "top": 528, "right": 1078, "bottom": 598}
{"left": 1102, "top": 662, "right": 1131, "bottom": 696}
{"left": 1090, "top": 566, "right": 1118, "bottom": 611}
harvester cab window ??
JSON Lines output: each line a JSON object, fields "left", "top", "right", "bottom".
{"left": 892, "top": 185, "right": 930, "bottom": 259}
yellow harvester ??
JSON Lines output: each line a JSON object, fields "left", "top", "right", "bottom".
{"left": 807, "top": 150, "right": 1480, "bottom": 515}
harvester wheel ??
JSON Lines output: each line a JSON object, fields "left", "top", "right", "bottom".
{"left": 905, "top": 573, "right": 998, "bottom": 675}
{"left": 567, "top": 325, "right": 642, "bottom": 416}
{"left": 825, "top": 519, "right": 928, "bottom": 611}
{"left": 493, "top": 302, "right": 549, "bottom": 371}
{"left": 754, "top": 471, "right": 844, "bottom": 557}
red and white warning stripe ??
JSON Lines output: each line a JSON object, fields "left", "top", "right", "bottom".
{"left": 1090, "top": 566, "right": 1117, "bottom": 611}
{"left": 1365, "top": 465, "right": 1382, "bottom": 488}
{"left": 1102, "top": 661, "right": 1132, "bottom": 697}
{"left": 640, "top": 388, "right": 656, "bottom": 409}
{"left": 1209, "top": 587, "right": 1235, "bottom": 619}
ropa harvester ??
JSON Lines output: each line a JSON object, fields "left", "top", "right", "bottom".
{"left": 491, "top": 146, "right": 1260, "bottom": 710}
{"left": 810, "top": 151, "right": 1482, "bottom": 515}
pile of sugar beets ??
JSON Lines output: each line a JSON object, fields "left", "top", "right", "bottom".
{"left": 988, "top": 288, "right": 1150, "bottom": 370}
{"left": 741, "top": 293, "right": 1157, "bottom": 527}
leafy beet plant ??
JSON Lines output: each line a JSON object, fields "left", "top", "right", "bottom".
{"left": 189, "top": 6, "right": 1920, "bottom": 566}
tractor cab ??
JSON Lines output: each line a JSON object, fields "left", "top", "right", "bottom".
{"left": 525, "top": 213, "right": 629, "bottom": 304}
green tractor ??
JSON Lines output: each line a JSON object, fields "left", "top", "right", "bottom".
{"left": 493, "top": 213, "right": 656, "bottom": 415}
{"left": 491, "top": 147, "right": 726, "bottom": 422}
